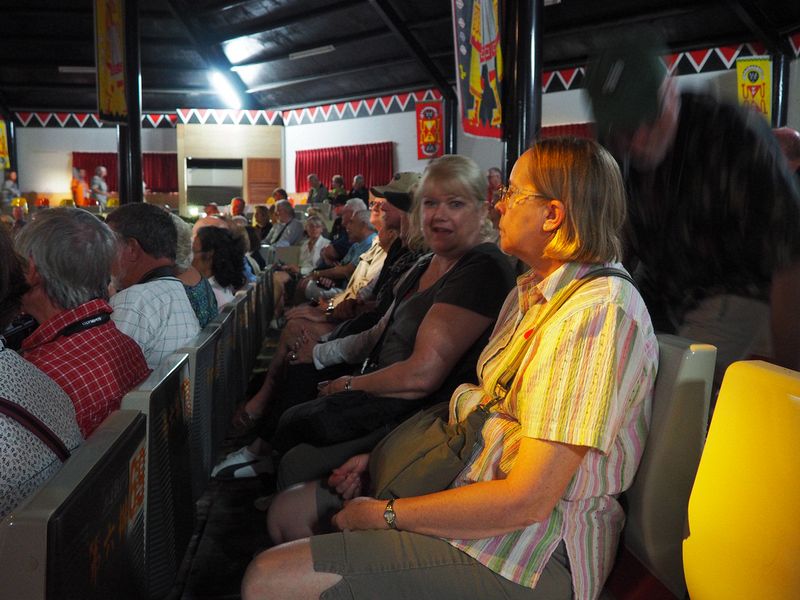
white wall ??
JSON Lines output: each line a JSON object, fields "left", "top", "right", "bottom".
{"left": 16, "top": 127, "right": 177, "bottom": 195}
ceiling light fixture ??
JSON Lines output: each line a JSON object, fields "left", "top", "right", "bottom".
{"left": 209, "top": 70, "right": 242, "bottom": 109}
{"left": 288, "top": 44, "right": 335, "bottom": 61}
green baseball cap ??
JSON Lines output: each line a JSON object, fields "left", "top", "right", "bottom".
{"left": 584, "top": 33, "right": 667, "bottom": 135}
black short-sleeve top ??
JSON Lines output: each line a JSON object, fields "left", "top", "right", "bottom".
{"left": 377, "top": 242, "right": 516, "bottom": 402}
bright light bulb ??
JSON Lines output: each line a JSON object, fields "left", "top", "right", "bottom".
{"left": 210, "top": 71, "right": 242, "bottom": 110}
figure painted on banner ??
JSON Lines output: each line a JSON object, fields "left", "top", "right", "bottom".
{"left": 467, "top": 0, "right": 502, "bottom": 128}
{"left": 90, "top": 166, "right": 109, "bottom": 210}
{"left": 2, "top": 170, "right": 20, "bottom": 210}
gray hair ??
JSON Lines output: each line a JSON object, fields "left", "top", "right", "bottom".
{"left": 275, "top": 199, "right": 294, "bottom": 218}
{"left": 15, "top": 207, "right": 116, "bottom": 309}
{"left": 351, "top": 208, "right": 375, "bottom": 230}
{"left": 344, "top": 197, "right": 367, "bottom": 213}
{"left": 170, "top": 213, "right": 193, "bottom": 271}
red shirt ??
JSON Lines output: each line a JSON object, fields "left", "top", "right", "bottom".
{"left": 21, "top": 299, "right": 150, "bottom": 437}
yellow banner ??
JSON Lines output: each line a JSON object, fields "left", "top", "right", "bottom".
{"left": 95, "top": 0, "right": 127, "bottom": 122}
{"left": 0, "top": 120, "right": 9, "bottom": 169}
{"left": 736, "top": 56, "right": 772, "bottom": 122}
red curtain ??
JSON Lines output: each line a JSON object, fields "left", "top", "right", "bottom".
{"left": 72, "top": 152, "right": 178, "bottom": 193}
{"left": 295, "top": 141, "right": 394, "bottom": 196}
{"left": 142, "top": 153, "right": 178, "bottom": 192}
{"left": 72, "top": 152, "right": 118, "bottom": 192}
{"left": 540, "top": 123, "right": 596, "bottom": 139}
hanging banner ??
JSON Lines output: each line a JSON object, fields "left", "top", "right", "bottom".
{"left": 736, "top": 56, "right": 772, "bottom": 122}
{"left": 94, "top": 0, "right": 128, "bottom": 123}
{"left": 416, "top": 101, "right": 444, "bottom": 159}
{"left": 452, "top": 0, "right": 503, "bottom": 139}
{"left": 0, "top": 120, "right": 9, "bottom": 169}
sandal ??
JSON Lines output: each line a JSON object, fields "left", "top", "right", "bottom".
{"left": 231, "top": 404, "right": 262, "bottom": 436}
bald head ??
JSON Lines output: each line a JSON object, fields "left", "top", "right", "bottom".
{"left": 774, "top": 127, "right": 800, "bottom": 172}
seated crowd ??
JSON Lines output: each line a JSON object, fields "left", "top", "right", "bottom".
{"left": 4, "top": 126, "right": 793, "bottom": 598}
{"left": 0, "top": 147, "right": 659, "bottom": 600}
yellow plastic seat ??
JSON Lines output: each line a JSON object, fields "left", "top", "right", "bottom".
{"left": 683, "top": 361, "right": 800, "bottom": 599}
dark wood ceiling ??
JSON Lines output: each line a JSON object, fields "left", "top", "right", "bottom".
{"left": 0, "top": 0, "right": 798, "bottom": 114}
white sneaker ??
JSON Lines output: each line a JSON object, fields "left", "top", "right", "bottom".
{"left": 211, "top": 446, "right": 274, "bottom": 480}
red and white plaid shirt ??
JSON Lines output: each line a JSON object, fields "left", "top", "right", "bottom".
{"left": 21, "top": 299, "right": 150, "bottom": 437}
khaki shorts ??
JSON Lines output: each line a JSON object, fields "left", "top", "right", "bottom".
{"left": 310, "top": 529, "right": 572, "bottom": 600}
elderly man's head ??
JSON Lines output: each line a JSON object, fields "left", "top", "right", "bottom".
{"left": 105, "top": 202, "right": 177, "bottom": 290}
{"left": 275, "top": 200, "right": 294, "bottom": 223}
{"left": 341, "top": 197, "right": 367, "bottom": 227}
{"left": 346, "top": 209, "right": 376, "bottom": 243}
{"left": 307, "top": 174, "right": 320, "bottom": 188}
{"left": 95, "top": 166, "right": 107, "bottom": 178}
{"left": 352, "top": 174, "right": 365, "bottom": 190}
{"left": 15, "top": 208, "right": 116, "bottom": 312}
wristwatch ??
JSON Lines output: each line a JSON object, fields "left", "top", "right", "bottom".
{"left": 383, "top": 499, "right": 397, "bottom": 529}
{"left": 343, "top": 376, "right": 353, "bottom": 392}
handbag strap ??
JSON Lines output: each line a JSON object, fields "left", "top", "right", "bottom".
{"left": 0, "top": 395, "right": 71, "bottom": 462}
{"left": 361, "top": 254, "right": 433, "bottom": 374}
{"left": 489, "top": 267, "right": 637, "bottom": 405}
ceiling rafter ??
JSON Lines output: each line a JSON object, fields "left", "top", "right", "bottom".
{"left": 729, "top": 0, "right": 793, "bottom": 56}
{"left": 211, "top": 0, "right": 365, "bottom": 44}
{"left": 366, "top": 0, "right": 455, "bottom": 100}
{"left": 229, "top": 14, "right": 451, "bottom": 68}
{"left": 247, "top": 51, "right": 451, "bottom": 93}
{"left": 166, "top": 0, "right": 256, "bottom": 108}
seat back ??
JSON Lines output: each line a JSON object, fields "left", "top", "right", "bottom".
{"left": 121, "top": 353, "right": 194, "bottom": 600}
{"left": 274, "top": 245, "right": 301, "bottom": 266}
{"left": 0, "top": 410, "right": 147, "bottom": 600}
{"left": 178, "top": 325, "right": 221, "bottom": 501}
{"left": 208, "top": 306, "right": 239, "bottom": 451}
{"left": 623, "top": 334, "right": 716, "bottom": 598}
{"left": 683, "top": 361, "right": 800, "bottom": 600}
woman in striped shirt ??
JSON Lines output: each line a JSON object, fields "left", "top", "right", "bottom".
{"left": 243, "top": 138, "right": 658, "bottom": 600}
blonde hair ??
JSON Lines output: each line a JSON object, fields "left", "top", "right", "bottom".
{"left": 414, "top": 154, "right": 486, "bottom": 208}
{"left": 526, "top": 137, "right": 625, "bottom": 263}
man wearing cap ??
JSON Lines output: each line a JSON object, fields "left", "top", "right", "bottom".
{"left": 585, "top": 33, "right": 800, "bottom": 386}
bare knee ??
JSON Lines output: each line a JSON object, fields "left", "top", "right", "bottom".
{"left": 267, "top": 482, "right": 319, "bottom": 545}
{"left": 241, "top": 539, "right": 339, "bottom": 600}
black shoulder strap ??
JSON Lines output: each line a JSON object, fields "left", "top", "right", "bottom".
{"left": 0, "top": 396, "right": 71, "bottom": 462}
{"left": 360, "top": 255, "right": 433, "bottom": 374}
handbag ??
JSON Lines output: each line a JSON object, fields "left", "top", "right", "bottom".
{"left": 368, "top": 267, "right": 636, "bottom": 500}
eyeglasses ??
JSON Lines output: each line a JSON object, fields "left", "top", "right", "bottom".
{"left": 493, "top": 185, "right": 550, "bottom": 209}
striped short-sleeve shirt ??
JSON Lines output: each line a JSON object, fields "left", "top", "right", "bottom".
{"left": 446, "top": 262, "right": 658, "bottom": 600}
